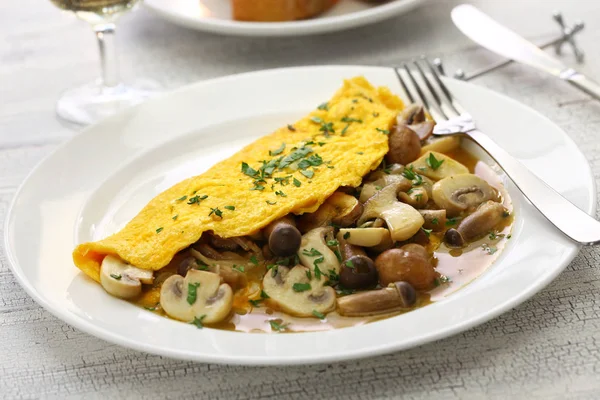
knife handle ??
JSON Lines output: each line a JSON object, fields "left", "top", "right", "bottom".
{"left": 563, "top": 69, "right": 600, "bottom": 101}
{"left": 464, "top": 128, "right": 600, "bottom": 245}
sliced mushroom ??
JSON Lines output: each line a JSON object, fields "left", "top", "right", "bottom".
{"left": 453, "top": 200, "right": 508, "bottom": 243}
{"left": 357, "top": 182, "right": 424, "bottom": 242}
{"left": 418, "top": 209, "right": 447, "bottom": 231}
{"left": 374, "top": 244, "right": 437, "bottom": 290}
{"left": 263, "top": 265, "right": 336, "bottom": 317}
{"left": 385, "top": 124, "right": 421, "bottom": 165}
{"left": 421, "top": 136, "right": 461, "bottom": 155}
{"left": 338, "top": 240, "right": 378, "bottom": 289}
{"left": 100, "top": 255, "right": 154, "bottom": 299}
{"left": 207, "top": 234, "right": 240, "bottom": 251}
{"left": 410, "top": 151, "right": 469, "bottom": 180}
{"left": 359, "top": 174, "right": 411, "bottom": 203}
{"left": 337, "top": 281, "right": 417, "bottom": 317}
{"left": 297, "top": 192, "right": 363, "bottom": 232}
{"left": 398, "top": 186, "right": 428, "bottom": 209}
{"left": 160, "top": 270, "right": 233, "bottom": 323}
{"left": 337, "top": 227, "right": 391, "bottom": 247}
{"left": 432, "top": 174, "right": 498, "bottom": 217}
{"left": 298, "top": 227, "right": 340, "bottom": 276}
{"left": 264, "top": 216, "right": 302, "bottom": 257}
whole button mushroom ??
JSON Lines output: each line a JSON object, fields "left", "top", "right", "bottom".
{"left": 338, "top": 239, "right": 378, "bottom": 290}
{"left": 264, "top": 216, "right": 302, "bottom": 257}
{"left": 444, "top": 201, "right": 509, "bottom": 247}
{"left": 337, "top": 281, "right": 417, "bottom": 317}
{"left": 374, "top": 244, "right": 437, "bottom": 290}
{"left": 385, "top": 124, "right": 422, "bottom": 165}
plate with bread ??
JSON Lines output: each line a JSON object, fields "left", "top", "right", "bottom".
{"left": 144, "top": 0, "right": 425, "bottom": 37}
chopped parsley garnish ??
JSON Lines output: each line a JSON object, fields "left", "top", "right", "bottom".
{"left": 300, "top": 170, "right": 314, "bottom": 179}
{"left": 302, "top": 248, "right": 322, "bottom": 257}
{"left": 110, "top": 273, "right": 122, "bottom": 280}
{"left": 269, "top": 320, "right": 289, "bottom": 332}
{"left": 144, "top": 303, "right": 160, "bottom": 311}
{"left": 269, "top": 143, "right": 286, "bottom": 156}
{"left": 176, "top": 195, "right": 188, "bottom": 202}
{"left": 287, "top": 124, "right": 296, "bottom": 132}
{"left": 232, "top": 265, "right": 245, "bottom": 273}
{"left": 293, "top": 177, "right": 301, "bottom": 187}
{"left": 249, "top": 255, "right": 259, "bottom": 265}
{"left": 421, "top": 227, "right": 432, "bottom": 237}
{"left": 356, "top": 152, "right": 364, "bottom": 155}
{"left": 402, "top": 166, "right": 423, "bottom": 186}
{"left": 481, "top": 244, "right": 498, "bottom": 255}
{"left": 224, "top": 205, "right": 235, "bottom": 211}
{"left": 311, "top": 116, "right": 323, "bottom": 124}
{"left": 187, "top": 282, "right": 201, "bottom": 305}
{"left": 343, "top": 232, "right": 351, "bottom": 239}
{"left": 334, "top": 249, "right": 342, "bottom": 263}
{"left": 431, "top": 218, "right": 439, "bottom": 225}
{"left": 209, "top": 207, "right": 223, "bottom": 218}
{"left": 328, "top": 269, "right": 340, "bottom": 285}
{"left": 446, "top": 218, "right": 459, "bottom": 226}
{"left": 261, "top": 290, "right": 270, "bottom": 299}
{"left": 274, "top": 176, "right": 291, "bottom": 186}
{"left": 292, "top": 283, "right": 311, "bottom": 292}
{"left": 172, "top": 215, "right": 178, "bottom": 221}
{"left": 426, "top": 152, "right": 445, "bottom": 170}
{"left": 341, "top": 124, "right": 350, "bottom": 135}
{"left": 241, "top": 162, "right": 259, "bottom": 178}
{"left": 372, "top": 112, "right": 380, "bottom": 117}
{"left": 319, "top": 121, "right": 335, "bottom": 136}
{"left": 266, "top": 200, "right": 277, "bottom": 205}
{"left": 376, "top": 128, "right": 390, "bottom": 135}
{"left": 345, "top": 260, "right": 355, "bottom": 269}
{"left": 187, "top": 194, "right": 208, "bottom": 205}
{"left": 507, "top": 234, "right": 512, "bottom": 239}
{"left": 249, "top": 299, "right": 262, "bottom": 307}
{"left": 306, "top": 270, "right": 312, "bottom": 280}
{"left": 327, "top": 239, "right": 339, "bottom": 247}
{"left": 488, "top": 231, "right": 506, "bottom": 240}
{"left": 275, "top": 190, "right": 287, "bottom": 197}
{"left": 317, "top": 102, "right": 329, "bottom": 110}
{"left": 341, "top": 116, "right": 363, "bottom": 123}
{"left": 267, "top": 264, "right": 278, "bottom": 277}
{"left": 433, "top": 275, "right": 451, "bottom": 287}
{"left": 190, "top": 315, "right": 206, "bottom": 329}
{"left": 415, "top": 193, "right": 423, "bottom": 202}
{"left": 279, "top": 146, "right": 313, "bottom": 169}
{"left": 314, "top": 264, "right": 324, "bottom": 280}
{"left": 156, "top": 227, "right": 164, "bottom": 234}
{"left": 298, "top": 154, "right": 323, "bottom": 169}
{"left": 312, "top": 310, "right": 326, "bottom": 320}
{"left": 251, "top": 182, "right": 265, "bottom": 191}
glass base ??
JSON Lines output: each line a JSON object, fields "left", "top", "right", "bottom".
{"left": 56, "top": 80, "right": 160, "bottom": 126}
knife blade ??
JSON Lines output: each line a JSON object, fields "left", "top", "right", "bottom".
{"left": 451, "top": 4, "right": 600, "bottom": 100}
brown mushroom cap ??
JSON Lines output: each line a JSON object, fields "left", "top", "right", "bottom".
{"left": 338, "top": 241, "right": 378, "bottom": 289}
{"left": 374, "top": 244, "right": 437, "bottom": 290}
{"left": 385, "top": 124, "right": 421, "bottom": 165}
{"left": 265, "top": 219, "right": 302, "bottom": 257}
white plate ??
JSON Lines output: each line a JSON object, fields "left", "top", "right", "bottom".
{"left": 144, "top": 0, "right": 424, "bottom": 37}
{"left": 5, "top": 66, "right": 595, "bottom": 365}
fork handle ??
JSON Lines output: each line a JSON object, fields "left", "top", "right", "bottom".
{"left": 464, "top": 129, "right": 599, "bottom": 245}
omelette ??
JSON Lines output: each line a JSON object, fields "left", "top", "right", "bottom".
{"left": 73, "top": 77, "right": 403, "bottom": 282}
{"left": 73, "top": 76, "right": 512, "bottom": 332}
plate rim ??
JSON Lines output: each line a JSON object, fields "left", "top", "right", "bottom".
{"left": 4, "top": 65, "right": 595, "bottom": 365}
{"left": 143, "top": 0, "right": 425, "bottom": 37}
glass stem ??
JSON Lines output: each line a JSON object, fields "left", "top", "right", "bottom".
{"left": 94, "top": 23, "right": 119, "bottom": 88}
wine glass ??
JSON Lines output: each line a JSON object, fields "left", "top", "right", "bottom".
{"left": 50, "top": 0, "right": 159, "bottom": 125}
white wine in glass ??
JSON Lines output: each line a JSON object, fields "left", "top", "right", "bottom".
{"left": 50, "top": 0, "right": 159, "bottom": 125}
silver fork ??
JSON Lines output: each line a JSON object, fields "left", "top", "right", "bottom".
{"left": 396, "top": 59, "right": 600, "bottom": 245}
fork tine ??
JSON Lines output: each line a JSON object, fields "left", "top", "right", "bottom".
{"left": 402, "top": 63, "right": 446, "bottom": 122}
{"left": 394, "top": 67, "right": 414, "bottom": 103}
{"left": 412, "top": 60, "right": 449, "bottom": 119}
{"left": 423, "top": 57, "right": 467, "bottom": 115}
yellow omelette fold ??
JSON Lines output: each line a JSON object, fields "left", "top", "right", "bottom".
{"left": 73, "top": 77, "right": 404, "bottom": 282}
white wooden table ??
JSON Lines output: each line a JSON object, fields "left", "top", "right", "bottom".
{"left": 3, "top": 0, "right": 600, "bottom": 398}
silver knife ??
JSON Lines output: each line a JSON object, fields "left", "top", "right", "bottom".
{"left": 451, "top": 4, "right": 600, "bottom": 100}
